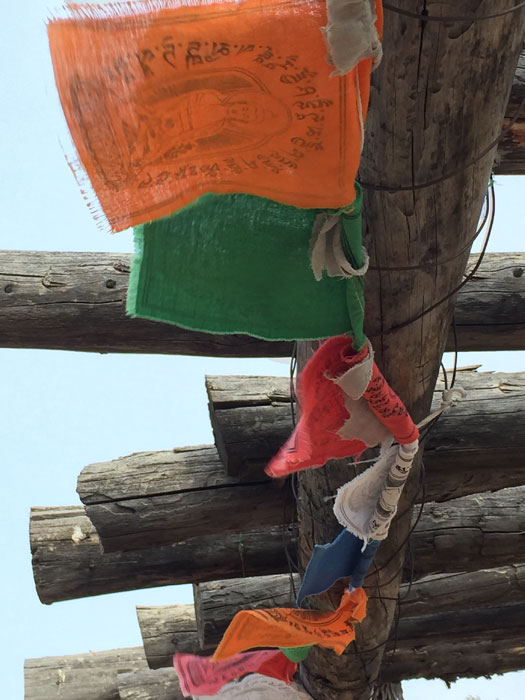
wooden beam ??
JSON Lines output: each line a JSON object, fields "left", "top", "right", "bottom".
{"left": 206, "top": 371, "right": 525, "bottom": 500}
{"left": 193, "top": 566, "right": 525, "bottom": 651}
{"left": 494, "top": 49, "right": 525, "bottom": 175}
{"left": 31, "top": 486, "right": 525, "bottom": 604}
{"left": 1, "top": 250, "right": 524, "bottom": 355}
{"left": 24, "top": 647, "right": 147, "bottom": 700}
{"left": 117, "top": 668, "right": 183, "bottom": 700}
{"left": 194, "top": 574, "right": 301, "bottom": 650}
{"left": 30, "top": 505, "right": 296, "bottom": 604}
{"left": 77, "top": 445, "right": 293, "bottom": 553}
{"left": 137, "top": 605, "right": 201, "bottom": 669}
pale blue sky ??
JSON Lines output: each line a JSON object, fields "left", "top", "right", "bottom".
{"left": 1, "top": 2, "right": 523, "bottom": 699}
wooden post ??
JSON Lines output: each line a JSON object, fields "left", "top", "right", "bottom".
{"left": 296, "top": 3, "right": 525, "bottom": 698}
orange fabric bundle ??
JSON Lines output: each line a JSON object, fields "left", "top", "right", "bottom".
{"left": 213, "top": 588, "right": 367, "bottom": 662}
{"left": 48, "top": 0, "right": 382, "bottom": 231}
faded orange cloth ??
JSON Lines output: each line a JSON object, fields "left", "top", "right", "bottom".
{"left": 213, "top": 588, "right": 367, "bottom": 661}
{"left": 48, "top": 0, "right": 382, "bottom": 231}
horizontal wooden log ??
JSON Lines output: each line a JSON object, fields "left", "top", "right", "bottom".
{"left": 194, "top": 573, "right": 301, "bottom": 649}
{"left": 207, "top": 371, "right": 525, "bottom": 501}
{"left": 381, "top": 602, "right": 525, "bottom": 683}
{"left": 1, "top": 251, "right": 524, "bottom": 355}
{"left": 494, "top": 49, "right": 525, "bottom": 175}
{"left": 408, "top": 487, "right": 525, "bottom": 580}
{"left": 30, "top": 505, "right": 297, "bottom": 604}
{"left": 137, "top": 604, "right": 201, "bottom": 670}
{"left": 77, "top": 445, "right": 293, "bottom": 552}
{"left": 118, "top": 668, "right": 182, "bottom": 700}
{"left": 193, "top": 566, "right": 525, "bottom": 651}
{"left": 0, "top": 250, "right": 291, "bottom": 357}
{"left": 24, "top": 647, "right": 147, "bottom": 700}
{"left": 32, "top": 482, "right": 525, "bottom": 605}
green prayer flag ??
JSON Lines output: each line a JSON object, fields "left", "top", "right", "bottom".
{"left": 279, "top": 646, "right": 313, "bottom": 662}
{"left": 127, "top": 188, "right": 365, "bottom": 344}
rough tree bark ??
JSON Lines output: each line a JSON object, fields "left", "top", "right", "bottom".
{"left": 0, "top": 251, "right": 524, "bottom": 354}
{"left": 295, "top": 4, "right": 525, "bottom": 699}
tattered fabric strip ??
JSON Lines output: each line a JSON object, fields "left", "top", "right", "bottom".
{"left": 324, "top": 0, "right": 383, "bottom": 75}
{"left": 192, "top": 673, "right": 312, "bottom": 700}
{"left": 297, "top": 529, "right": 380, "bottom": 606}
{"left": 174, "top": 649, "right": 296, "bottom": 697}
{"left": 212, "top": 588, "right": 367, "bottom": 661}
{"left": 265, "top": 335, "right": 418, "bottom": 478}
{"left": 333, "top": 440, "right": 418, "bottom": 542}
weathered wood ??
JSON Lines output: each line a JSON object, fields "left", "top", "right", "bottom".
{"left": 495, "top": 49, "right": 525, "bottom": 175}
{"left": 409, "top": 486, "right": 525, "bottom": 579}
{"left": 194, "top": 574, "right": 301, "bottom": 650}
{"left": 77, "top": 445, "right": 293, "bottom": 552}
{"left": 137, "top": 605, "right": 200, "bottom": 669}
{"left": 0, "top": 250, "right": 291, "bottom": 357}
{"left": 24, "top": 647, "right": 147, "bottom": 700}
{"left": 1, "top": 250, "right": 524, "bottom": 355}
{"left": 30, "top": 505, "right": 297, "bottom": 603}
{"left": 30, "top": 486, "right": 525, "bottom": 604}
{"left": 207, "top": 371, "right": 525, "bottom": 500}
{"left": 297, "top": 4, "right": 525, "bottom": 698}
{"left": 193, "top": 566, "right": 525, "bottom": 651}
{"left": 117, "top": 668, "right": 183, "bottom": 700}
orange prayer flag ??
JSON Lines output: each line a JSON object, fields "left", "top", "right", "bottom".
{"left": 212, "top": 588, "right": 367, "bottom": 662}
{"left": 47, "top": 0, "right": 381, "bottom": 231}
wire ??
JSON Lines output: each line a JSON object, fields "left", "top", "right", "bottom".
{"left": 383, "top": 1, "right": 525, "bottom": 23}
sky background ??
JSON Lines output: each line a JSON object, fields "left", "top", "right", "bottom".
{"left": 1, "top": 2, "right": 524, "bottom": 699}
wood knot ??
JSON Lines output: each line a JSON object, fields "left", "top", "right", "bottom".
{"left": 105, "top": 279, "right": 116, "bottom": 289}
{"left": 113, "top": 260, "right": 131, "bottom": 274}
{"left": 512, "top": 267, "right": 523, "bottom": 278}
{"left": 4, "top": 284, "right": 13, "bottom": 293}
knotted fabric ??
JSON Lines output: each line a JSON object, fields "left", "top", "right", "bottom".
{"left": 174, "top": 650, "right": 296, "bottom": 696}
{"left": 193, "top": 674, "right": 312, "bottom": 699}
{"left": 47, "top": 0, "right": 381, "bottom": 231}
{"left": 324, "top": 0, "right": 383, "bottom": 75}
{"left": 127, "top": 190, "right": 367, "bottom": 343}
{"left": 213, "top": 588, "right": 367, "bottom": 661}
{"left": 265, "top": 335, "right": 418, "bottom": 478}
{"left": 334, "top": 440, "right": 419, "bottom": 542}
{"left": 297, "top": 529, "right": 380, "bottom": 606}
